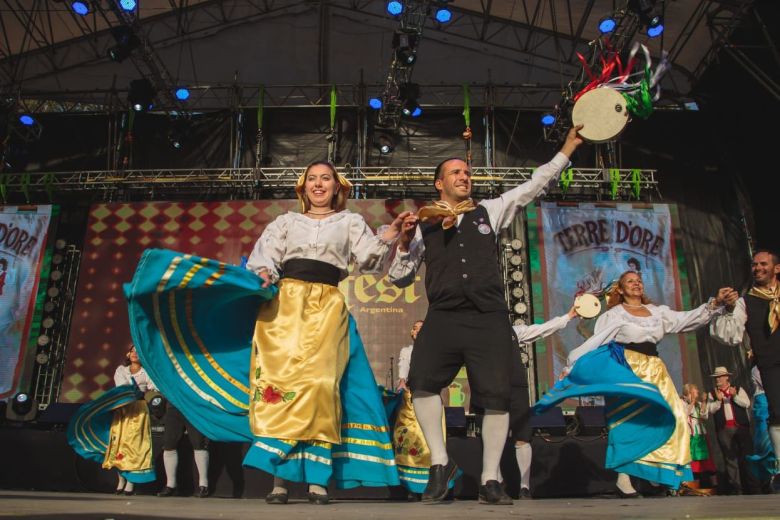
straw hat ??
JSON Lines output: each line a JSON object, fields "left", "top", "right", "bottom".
{"left": 710, "top": 366, "right": 732, "bottom": 377}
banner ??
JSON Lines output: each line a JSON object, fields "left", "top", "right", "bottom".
{"left": 61, "top": 200, "right": 471, "bottom": 408}
{"left": 531, "top": 202, "right": 693, "bottom": 394}
{"left": 0, "top": 205, "right": 52, "bottom": 399}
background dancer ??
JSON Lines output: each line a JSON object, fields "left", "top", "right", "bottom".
{"left": 389, "top": 126, "right": 584, "bottom": 505}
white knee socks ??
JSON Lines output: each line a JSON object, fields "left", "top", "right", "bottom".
{"left": 163, "top": 450, "right": 178, "bottom": 488}
{"left": 193, "top": 449, "right": 209, "bottom": 488}
{"left": 769, "top": 426, "right": 780, "bottom": 470}
{"left": 412, "top": 392, "right": 448, "bottom": 466}
{"left": 272, "top": 476, "right": 288, "bottom": 495}
{"left": 116, "top": 474, "right": 126, "bottom": 491}
{"left": 515, "top": 442, "right": 532, "bottom": 490}
{"left": 616, "top": 472, "right": 637, "bottom": 494}
{"left": 480, "top": 410, "right": 509, "bottom": 485}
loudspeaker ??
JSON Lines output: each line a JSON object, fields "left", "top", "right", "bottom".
{"left": 530, "top": 407, "right": 566, "bottom": 436}
{"left": 38, "top": 403, "right": 82, "bottom": 427}
{"left": 574, "top": 406, "right": 606, "bottom": 436}
{"left": 445, "top": 406, "right": 467, "bottom": 436}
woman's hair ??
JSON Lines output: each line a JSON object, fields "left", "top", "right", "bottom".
{"left": 296, "top": 160, "right": 351, "bottom": 212}
{"left": 122, "top": 346, "right": 137, "bottom": 367}
{"left": 682, "top": 383, "right": 698, "bottom": 398}
{"left": 605, "top": 270, "right": 652, "bottom": 309}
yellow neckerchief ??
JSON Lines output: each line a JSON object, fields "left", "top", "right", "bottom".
{"left": 417, "top": 199, "right": 477, "bottom": 230}
{"left": 748, "top": 283, "right": 780, "bottom": 333}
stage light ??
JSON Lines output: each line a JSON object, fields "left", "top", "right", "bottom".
{"left": 71, "top": 1, "right": 89, "bottom": 16}
{"left": 168, "top": 119, "right": 190, "bottom": 149}
{"left": 119, "top": 0, "right": 137, "bottom": 11}
{"left": 435, "top": 8, "right": 452, "bottom": 23}
{"left": 647, "top": 22, "right": 664, "bottom": 37}
{"left": 411, "top": 107, "right": 422, "bottom": 118}
{"left": 386, "top": 1, "right": 404, "bottom": 16}
{"left": 402, "top": 99, "right": 420, "bottom": 117}
{"left": 369, "top": 97, "right": 383, "bottom": 109}
{"left": 175, "top": 88, "right": 190, "bottom": 100}
{"left": 393, "top": 32, "right": 418, "bottom": 66}
{"left": 128, "top": 78, "right": 156, "bottom": 112}
{"left": 11, "top": 392, "right": 32, "bottom": 416}
{"left": 108, "top": 26, "right": 140, "bottom": 63}
{"left": 19, "top": 114, "right": 35, "bottom": 126}
{"left": 541, "top": 113, "right": 556, "bottom": 126}
{"left": 374, "top": 134, "right": 395, "bottom": 154}
{"left": 598, "top": 16, "right": 616, "bottom": 34}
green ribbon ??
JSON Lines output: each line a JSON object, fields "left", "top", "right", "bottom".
{"left": 560, "top": 168, "right": 574, "bottom": 194}
{"left": 609, "top": 169, "right": 621, "bottom": 200}
{"left": 330, "top": 85, "right": 337, "bottom": 129}
{"left": 462, "top": 83, "right": 471, "bottom": 128}
{"left": 631, "top": 169, "right": 641, "bottom": 199}
{"left": 43, "top": 172, "right": 56, "bottom": 201}
{"left": 622, "top": 67, "right": 654, "bottom": 120}
{"left": 257, "top": 85, "right": 264, "bottom": 130}
{"left": 21, "top": 173, "right": 31, "bottom": 203}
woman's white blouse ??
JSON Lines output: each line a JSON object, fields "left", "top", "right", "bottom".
{"left": 114, "top": 365, "right": 156, "bottom": 392}
{"left": 246, "top": 211, "right": 394, "bottom": 282}
{"left": 567, "top": 302, "right": 720, "bottom": 367}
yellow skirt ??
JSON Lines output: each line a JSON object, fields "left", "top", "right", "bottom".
{"left": 624, "top": 350, "right": 691, "bottom": 469}
{"left": 393, "top": 391, "right": 442, "bottom": 468}
{"left": 102, "top": 400, "right": 153, "bottom": 472}
{"left": 249, "top": 278, "right": 349, "bottom": 444}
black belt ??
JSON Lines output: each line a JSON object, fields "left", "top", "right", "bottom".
{"left": 623, "top": 342, "right": 659, "bottom": 357}
{"left": 281, "top": 259, "right": 341, "bottom": 287}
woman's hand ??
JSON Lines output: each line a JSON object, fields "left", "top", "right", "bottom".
{"left": 384, "top": 211, "right": 418, "bottom": 249}
{"left": 257, "top": 268, "right": 272, "bottom": 288}
{"left": 714, "top": 287, "right": 737, "bottom": 307}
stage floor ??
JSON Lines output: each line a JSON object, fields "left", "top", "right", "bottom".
{"left": 0, "top": 490, "right": 777, "bottom": 519}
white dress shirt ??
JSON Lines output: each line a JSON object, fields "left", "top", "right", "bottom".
{"left": 246, "top": 210, "right": 394, "bottom": 282}
{"left": 114, "top": 365, "right": 156, "bottom": 392}
{"left": 388, "top": 152, "right": 570, "bottom": 286}
{"left": 513, "top": 314, "right": 572, "bottom": 343}
{"left": 709, "top": 296, "right": 747, "bottom": 347}
{"left": 397, "top": 344, "right": 414, "bottom": 380}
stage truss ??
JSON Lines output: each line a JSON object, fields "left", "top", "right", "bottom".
{"left": 1, "top": 166, "right": 659, "bottom": 202}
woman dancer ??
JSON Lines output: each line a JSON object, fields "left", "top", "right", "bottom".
{"left": 535, "top": 271, "right": 733, "bottom": 495}
{"left": 126, "top": 161, "right": 409, "bottom": 504}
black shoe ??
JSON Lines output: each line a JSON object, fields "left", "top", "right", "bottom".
{"left": 114, "top": 489, "right": 124, "bottom": 495}
{"left": 407, "top": 491, "right": 422, "bottom": 502}
{"left": 265, "top": 491, "right": 288, "bottom": 504}
{"left": 615, "top": 486, "right": 641, "bottom": 499}
{"left": 519, "top": 487, "right": 532, "bottom": 500}
{"left": 157, "top": 486, "right": 177, "bottom": 497}
{"left": 307, "top": 492, "right": 330, "bottom": 505}
{"left": 195, "top": 486, "right": 209, "bottom": 498}
{"left": 123, "top": 490, "right": 135, "bottom": 496}
{"left": 478, "top": 480, "right": 513, "bottom": 505}
{"left": 421, "top": 460, "right": 458, "bottom": 502}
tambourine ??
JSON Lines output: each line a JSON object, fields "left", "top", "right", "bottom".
{"left": 571, "top": 87, "right": 629, "bottom": 143}
{"left": 574, "top": 293, "right": 601, "bottom": 319}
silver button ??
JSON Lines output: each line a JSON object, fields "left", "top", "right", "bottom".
{"left": 462, "top": 274, "right": 468, "bottom": 279}
{"left": 461, "top": 258, "right": 466, "bottom": 263}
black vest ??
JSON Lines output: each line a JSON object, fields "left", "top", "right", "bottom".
{"left": 421, "top": 205, "right": 507, "bottom": 312}
{"left": 745, "top": 294, "right": 780, "bottom": 367}
{"left": 709, "top": 388, "right": 750, "bottom": 429}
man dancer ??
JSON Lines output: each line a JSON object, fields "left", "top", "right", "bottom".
{"left": 398, "top": 320, "right": 424, "bottom": 391}
{"left": 389, "top": 126, "right": 583, "bottom": 504}
{"left": 711, "top": 250, "right": 780, "bottom": 479}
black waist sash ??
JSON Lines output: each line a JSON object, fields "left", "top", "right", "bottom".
{"left": 281, "top": 259, "right": 341, "bottom": 287}
{"left": 623, "top": 342, "right": 659, "bottom": 357}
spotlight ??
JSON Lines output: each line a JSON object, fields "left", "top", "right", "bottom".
{"left": 167, "top": 119, "right": 190, "bottom": 149}
{"left": 513, "top": 301, "right": 528, "bottom": 314}
{"left": 386, "top": 1, "right": 404, "bottom": 16}
{"left": 393, "top": 32, "right": 418, "bottom": 66}
{"left": 399, "top": 83, "right": 420, "bottom": 117}
{"left": 128, "top": 78, "right": 156, "bottom": 112}
{"left": 434, "top": 8, "right": 452, "bottom": 23}
{"left": 374, "top": 133, "right": 395, "bottom": 155}
{"left": 119, "top": 0, "right": 137, "bottom": 10}
{"left": 71, "top": 1, "right": 89, "bottom": 16}
{"left": 647, "top": 22, "right": 664, "bottom": 37}
{"left": 108, "top": 26, "right": 140, "bottom": 63}
{"left": 598, "top": 16, "right": 616, "bottom": 34}
{"left": 411, "top": 107, "right": 422, "bottom": 118}
{"left": 510, "top": 270, "right": 524, "bottom": 282}
{"left": 148, "top": 393, "right": 166, "bottom": 419}
{"left": 368, "top": 97, "right": 383, "bottom": 109}
{"left": 175, "top": 88, "right": 190, "bottom": 100}
{"left": 19, "top": 114, "right": 35, "bottom": 126}
{"left": 541, "top": 113, "right": 556, "bottom": 126}
{"left": 402, "top": 99, "right": 420, "bottom": 117}
{"left": 7, "top": 391, "right": 37, "bottom": 421}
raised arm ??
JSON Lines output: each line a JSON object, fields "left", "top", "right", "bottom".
{"left": 246, "top": 216, "right": 288, "bottom": 283}
{"left": 659, "top": 301, "right": 723, "bottom": 335}
{"left": 710, "top": 297, "right": 747, "bottom": 347}
{"left": 566, "top": 310, "right": 622, "bottom": 367}
{"left": 348, "top": 215, "right": 397, "bottom": 274}
{"left": 480, "top": 126, "right": 583, "bottom": 231}
{"left": 513, "top": 313, "right": 574, "bottom": 343}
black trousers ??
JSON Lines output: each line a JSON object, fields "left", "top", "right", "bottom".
{"left": 409, "top": 308, "right": 514, "bottom": 411}
{"left": 163, "top": 403, "right": 208, "bottom": 450}
{"left": 716, "top": 426, "right": 753, "bottom": 492}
